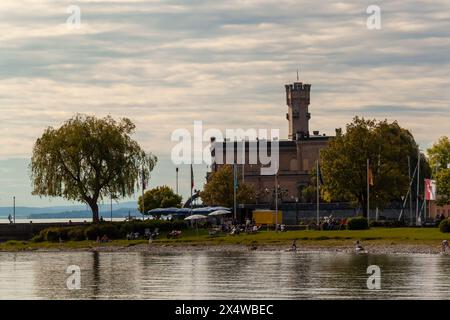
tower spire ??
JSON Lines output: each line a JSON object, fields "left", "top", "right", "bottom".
{"left": 296, "top": 67, "right": 299, "bottom": 81}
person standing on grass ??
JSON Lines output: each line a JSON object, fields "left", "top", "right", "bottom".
{"left": 442, "top": 240, "right": 449, "bottom": 253}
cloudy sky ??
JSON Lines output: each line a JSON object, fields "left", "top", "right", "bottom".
{"left": 0, "top": 0, "right": 449, "bottom": 207}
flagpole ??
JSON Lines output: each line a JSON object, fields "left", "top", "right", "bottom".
{"left": 142, "top": 167, "right": 145, "bottom": 220}
{"left": 242, "top": 140, "right": 245, "bottom": 183}
{"left": 408, "top": 156, "right": 412, "bottom": 226}
{"left": 13, "top": 196, "right": 15, "bottom": 224}
{"left": 416, "top": 149, "right": 420, "bottom": 225}
{"left": 233, "top": 163, "right": 237, "bottom": 221}
{"left": 176, "top": 167, "right": 179, "bottom": 194}
{"left": 367, "top": 158, "right": 370, "bottom": 225}
{"left": 275, "top": 172, "right": 278, "bottom": 231}
{"left": 190, "top": 164, "right": 193, "bottom": 214}
{"left": 316, "top": 159, "right": 320, "bottom": 225}
{"left": 376, "top": 152, "right": 380, "bottom": 221}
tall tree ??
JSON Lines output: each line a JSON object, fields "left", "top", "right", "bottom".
{"left": 201, "top": 165, "right": 255, "bottom": 207}
{"left": 320, "top": 117, "right": 430, "bottom": 216}
{"left": 435, "top": 169, "right": 450, "bottom": 205}
{"left": 31, "top": 115, "right": 157, "bottom": 223}
{"left": 427, "top": 136, "right": 450, "bottom": 205}
{"left": 138, "top": 186, "right": 182, "bottom": 214}
{"left": 427, "top": 136, "right": 450, "bottom": 171}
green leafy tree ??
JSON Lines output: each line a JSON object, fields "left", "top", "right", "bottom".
{"left": 427, "top": 136, "right": 450, "bottom": 205}
{"left": 138, "top": 186, "right": 182, "bottom": 214}
{"left": 427, "top": 136, "right": 450, "bottom": 170}
{"left": 30, "top": 115, "right": 157, "bottom": 223}
{"left": 201, "top": 165, "right": 255, "bottom": 207}
{"left": 436, "top": 170, "right": 450, "bottom": 205}
{"left": 299, "top": 166, "right": 345, "bottom": 203}
{"left": 320, "top": 117, "right": 430, "bottom": 216}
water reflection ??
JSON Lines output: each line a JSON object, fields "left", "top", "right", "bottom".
{"left": 0, "top": 251, "right": 448, "bottom": 300}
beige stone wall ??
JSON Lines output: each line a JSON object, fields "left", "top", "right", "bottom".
{"left": 213, "top": 139, "right": 329, "bottom": 201}
{"left": 429, "top": 202, "right": 450, "bottom": 218}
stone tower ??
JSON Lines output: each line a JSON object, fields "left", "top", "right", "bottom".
{"left": 285, "top": 82, "right": 311, "bottom": 140}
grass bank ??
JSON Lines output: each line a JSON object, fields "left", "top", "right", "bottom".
{"left": 0, "top": 227, "right": 447, "bottom": 253}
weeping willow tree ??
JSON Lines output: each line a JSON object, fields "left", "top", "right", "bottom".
{"left": 30, "top": 114, "right": 157, "bottom": 223}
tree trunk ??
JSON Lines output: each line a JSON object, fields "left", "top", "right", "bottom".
{"left": 89, "top": 201, "right": 99, "bottom": 224}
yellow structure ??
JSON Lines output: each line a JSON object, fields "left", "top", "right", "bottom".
{"left": 252, "top": 210, "right": 282, "bottom": 226}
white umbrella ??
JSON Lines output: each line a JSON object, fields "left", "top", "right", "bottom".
{"left": 208, "top": 210, "right": 231, "bottom": 216}
{"left": 184, "top": 214, "right": 208, "bottom": 220}
{"left": 185, "top": 214, "right": 208, "bottom": 235}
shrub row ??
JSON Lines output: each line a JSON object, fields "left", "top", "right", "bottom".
{"left": 32, "top": 220, "right": 188, "bottom": 242}
{"left": 369, "top": 220, "right": 405, "bottom": 228}
{"left": 347, "top": 216, "right": 369, "bottom": 230}
{"left": 439, "top": 218, "right": 450, "bottom": 233}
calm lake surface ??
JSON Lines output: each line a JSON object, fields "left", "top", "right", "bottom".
{"left": 0, "top": 251, "right": 449, "bottom": 300}
{"left": 0, "top": 218, "right": 126, "bottom": 224}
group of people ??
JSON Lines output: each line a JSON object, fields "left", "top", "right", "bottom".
{"left": 436, "top": 213, "right": 447, "bottom": 222}
{"left": 96, "top": 235, "right": 110, "bottom": 243}
{"left": 223, "top": 218, "right": 263, "bottom": 235}
{"left": 318, "top": 216, "right": 347, "bottom": 231}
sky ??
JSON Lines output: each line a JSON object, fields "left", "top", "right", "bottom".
{"left": 0, "top": 0, "right": 449, "bottom": 207}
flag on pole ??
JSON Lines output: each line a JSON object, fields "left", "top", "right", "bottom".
{"left": 317, "top": 162, "right": 324, "bottom": 185}
{"left": 368, "top": 166, "right": 374, "bottom": 186}
{"left": 425, "top": 179, "right": 437, "bottom": 201}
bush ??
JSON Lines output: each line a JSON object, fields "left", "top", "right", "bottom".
{"left": 369, "top": 220, "right": 405, "bottom": 228}
{"left": 35, "top": 227, "right": 70, "bottom": 242}
{"left": 369, "top": 220, "right": 383, "bottom": 227}
{"left": 347, "top": 216, "right": 369, "bottom": 230}
{"left": 439, "top": 218, "right": 450, "bottom": 233}
{"left": 67, "top": 227, "right": 86, "bottom": 241}
{"left": 31, "top": 233, "right": 45, "bottom": 242}
{"left": 84, "top": 223, "right": 121, "bottom": 240}
{"left": 31, "top": 220, "right": 188, "bottom": 242}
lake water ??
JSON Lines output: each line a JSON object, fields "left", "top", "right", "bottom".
{"left": 0, "top": 218, "right": 127, "bottom": 224}
{"left": 0, "top": 251, "right": 449, "bottom": 300}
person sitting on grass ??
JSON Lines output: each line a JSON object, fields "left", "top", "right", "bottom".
{"left": 230, "top": 225, "right": 240, "bottom": 235}
{"left": 290, "top": 240, "right": 297, "bottom": 252}
{"left": 354, "top": 240, "right": 365, "bottom": 253}
{"left": 100, "top": 234, "right": 110, "bottom": 243}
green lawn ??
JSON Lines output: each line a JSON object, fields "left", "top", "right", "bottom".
{"left": 0, "top": 227, "right": 446, "bottom": 251}
{"left": 152, "top": 227, "right": 447, "bottom": 246}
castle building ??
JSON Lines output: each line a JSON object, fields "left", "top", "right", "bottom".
{"left": 210, "top": 80, "right": 332, "bottom": 203}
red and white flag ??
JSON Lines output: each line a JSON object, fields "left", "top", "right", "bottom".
{"left": 425, "top": 179, "right": 437, "bottom": 201}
